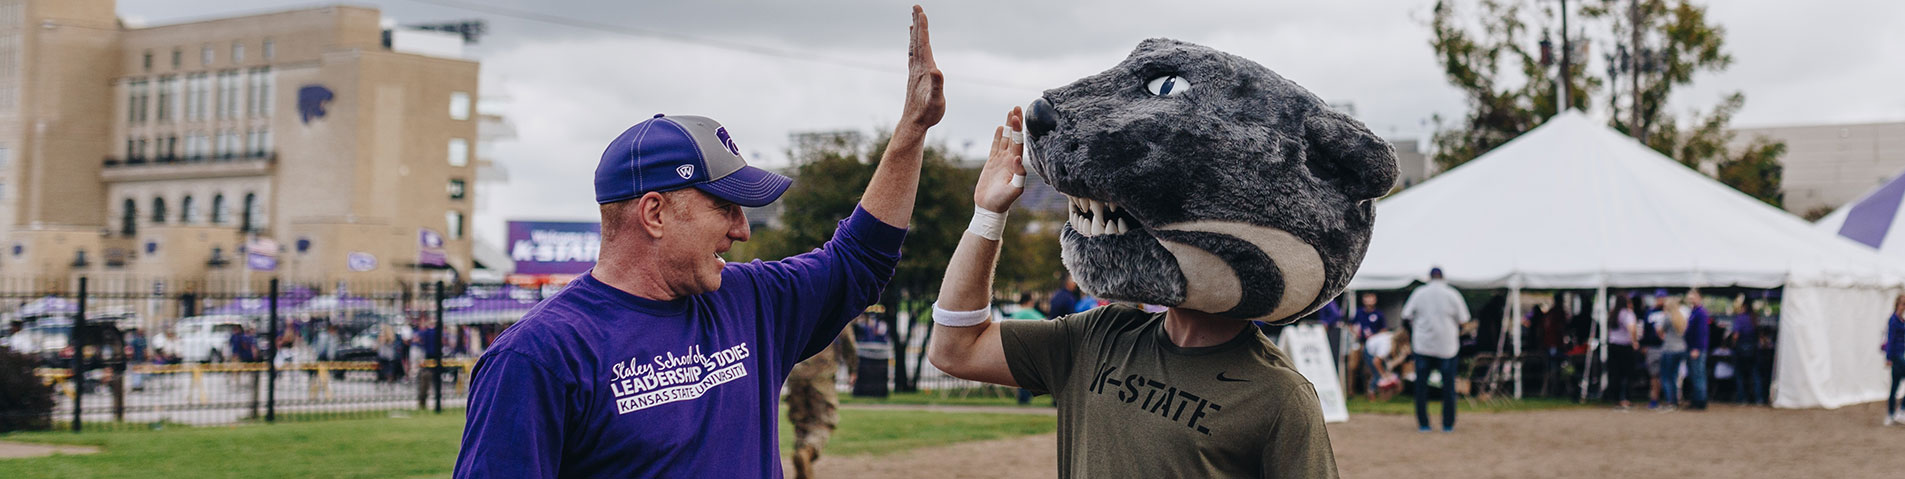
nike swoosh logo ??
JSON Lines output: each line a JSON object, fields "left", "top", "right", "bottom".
{"left": 1216, "top": 372, "right": 1248, "bottom": 382}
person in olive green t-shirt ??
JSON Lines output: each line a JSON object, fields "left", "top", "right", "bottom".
{"left": 922, "top": 108, "right": 1337, "bottom": 478}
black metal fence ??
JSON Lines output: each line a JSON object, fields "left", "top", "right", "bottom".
{"left": 0, "top": 276, "right": 537, "bottom": 432}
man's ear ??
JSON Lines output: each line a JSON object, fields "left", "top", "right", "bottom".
{"left": 636, "top": 191, "right": 669, "bottom": 239}
{"left": 1303, "top": 107, "right": 1399, "bottom": 200}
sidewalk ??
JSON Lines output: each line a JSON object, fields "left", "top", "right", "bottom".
{"left": 0, "top": 441, "right": 99, "bottom": 459}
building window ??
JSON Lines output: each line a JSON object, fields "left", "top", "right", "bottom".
{"left": 247, "top": 67, "right": 272, "bottom": 117}
{"left": 201, "top": 45, "right": 213, "bottom": 66}
{"left": 241, "top": 192, "right": 263, "bottom": 232}
{"left": 151, "top": 197, "right": 168, "bottom": 224}
{"left": 0, "top": 143, "right": 9, "bottom": 168}
{"left": 121, "top": 199, "right": 137, "bottom": 236}
{"left": 263, "top": 39, "right": 274, "bottom": 61}
{"left": 127, "top": 79, "right": 149, "bottom": 124}
{"left": 142, "top": 50, "right": 152, "bottom": 72}
{"left": 222, "top": 130, "right": 242, "bottom": 159}
{"left": 447, "top": 138, "right": 469, "bottom": 167}
{"left": 449, "top": 92, "right": 470, "bottom": 120}
{"left": 0, "top": 34, "right": 15, "bottom": 114}
{"left": 124, "top": 139, "right": 135, "bottom": 163}
{"left": 216, "top": 70, "right": 239, "bottom": 120}
{"left": 446, "top": 211, "right": 465, "bottom": 240}
{"left": 186, "top": 73, "right": 209, "bottom": 121}
{"left": 162, "top": 136, "right": 176, "bottom": 162}
{"left": 448, "top": 179, "right": 466, "bottom": 200}
{"left": 171, "top": 48, "right": 181, "bottom": 68}
{"left": 232, "top": 42, "right": 244, "bottom": 63}
{"left": 154, "top": 76, "right": 175, "bottom": 121}
{"left": 211, "top": 194, "right": 227, "bottom": 224}
{"left": 136, "top": 138, "right": 148, "bottom": 162}
{"left": 246, "top": 129, "right": 272, "bottom": 157}
{"left": 183, "top": 132, "right": 209, "bottom": 161}
{"left": 181, "top": 195, "right": 197, "bottom": 224}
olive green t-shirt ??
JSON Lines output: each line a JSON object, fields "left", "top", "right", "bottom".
{"left": 1000, "top": 305, "right": 1337, "bottom": 478}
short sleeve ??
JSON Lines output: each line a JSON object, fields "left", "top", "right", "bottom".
{"left": 1260, "top": 383, "right": 1339, "bottom": 479}
{"left": 998, "top": 312, "right": 1092, "bottom": 394}
{"left": 455, "top": 351, "right": 571, "bottom": 479}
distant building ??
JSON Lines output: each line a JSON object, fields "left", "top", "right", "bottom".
{"left": 0, "top": 1, "right": 481, "bottom": 284}
{"left": 1729, "top": 121, "right": 1905, "bottom": 216}
{"left": 1388, "top": 137, "right": 1432, "bottom": 190}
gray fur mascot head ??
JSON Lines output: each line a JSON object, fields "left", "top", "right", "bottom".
{"left": 1023, "top": 38, "right": 1397, "bottom": 324}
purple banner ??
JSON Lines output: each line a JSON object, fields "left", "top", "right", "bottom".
{"left": 246, "top": 238, "right": 279, "bottom": 272}
{"left": 419, "top": 228, "right": 448, "bottom": 267}
{"left": 507, "top": 220, "right": 601, "bottom": 275}
{"left": 1837, "top": 173, "right": 1905, "bottom": 249}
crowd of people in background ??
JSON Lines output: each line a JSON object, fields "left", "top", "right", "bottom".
{"left": 1295, "top": 266, "right": 1837, "bottom": 429}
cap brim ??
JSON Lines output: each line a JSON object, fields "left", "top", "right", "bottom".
{"left": 695, "top": 166, "right": 792, "bottom": 208}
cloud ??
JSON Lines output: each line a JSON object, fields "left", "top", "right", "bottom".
{"left": 116, "top": 0, "right": 1905, "bottom": 248}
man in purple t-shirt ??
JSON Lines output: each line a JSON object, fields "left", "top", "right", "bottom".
{"left": 1685, "top": 290, "right": 1711, "bottom": 410}
{"left": 453, "top": 7, "right": 945, "bottom": 478}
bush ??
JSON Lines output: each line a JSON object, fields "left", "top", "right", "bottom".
{"left": 0, "top": 349, "right": 55, "bottom": 432}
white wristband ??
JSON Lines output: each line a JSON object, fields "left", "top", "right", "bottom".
{"left": 968, "top": 206, "right": 1007, "bottom": 241}
{"left": 932, "top": 302, "right": 991, "bottom": 327}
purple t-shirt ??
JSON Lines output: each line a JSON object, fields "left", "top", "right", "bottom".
{"left": 454, "top": 207, "right": 906, "bottom": 479}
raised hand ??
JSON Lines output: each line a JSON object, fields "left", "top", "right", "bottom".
{"left": 975, "top": 107, "right": 1026, "bottom": 214}
{"left": 901, "top": 5, "right": 946, "bottom": 132}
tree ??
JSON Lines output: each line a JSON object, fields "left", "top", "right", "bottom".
{"left": 729, "top": 130, "right": 999, "bottom": 392}
{"left": 1429, "top": 0, "right": 1787, "bottom": 207}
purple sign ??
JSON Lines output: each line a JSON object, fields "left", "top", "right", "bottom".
{"left": 247, "top": 251, "right": 277, "bottom": 271}
{"left": 507, "top": 220, "right": 601, "bottom": 275}
{"left": 246, "top": 238, "right": 279, "bottom": 272}
{"left": 419, "top": 228, "right": 447, "bottom": 267}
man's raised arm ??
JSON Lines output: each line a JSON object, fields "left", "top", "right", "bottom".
{"left": 926, "top": 108, "right": 1025, "bottom": 386}
{"left": 860, "top": 5, "right": 946, "bottom": 228}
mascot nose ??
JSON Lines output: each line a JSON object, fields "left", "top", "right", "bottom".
{"left": 1025, "top": 97, "right": 1058, "bottom": 137}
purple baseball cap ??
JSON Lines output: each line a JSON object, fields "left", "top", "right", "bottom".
{"left": 595, "top": 114, "right": 792, "bottom": 207}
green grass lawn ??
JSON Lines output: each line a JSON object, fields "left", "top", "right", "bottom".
{"left": 841, "top": 388, "right": 1055, "bottom": 408}
{"left": 1345, "top": 395, "right": 1588, "bottom": 415}
{"left": 0, "top": 407, "right": 1056, "bottom": 479}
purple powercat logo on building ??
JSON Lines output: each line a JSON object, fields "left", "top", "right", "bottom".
{"left": 298, "top": 85, "right": 334, "bottom": 124}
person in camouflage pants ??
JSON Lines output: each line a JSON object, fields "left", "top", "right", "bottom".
{"left": 786, "top": 328, "right": 857, "bottom": 479}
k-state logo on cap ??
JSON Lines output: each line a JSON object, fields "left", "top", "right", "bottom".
{"left": 716, "top": 127, "right": 741, "bottom": 156}
{"left": 676, "top": 164, "right": 695, "bottom": 179}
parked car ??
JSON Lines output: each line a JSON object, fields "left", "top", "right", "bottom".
{"left": 12, "top": 313, "right": 134, "bottom": 368}
{"left": 173, "top": 315, "right": 251, "bottom": 363}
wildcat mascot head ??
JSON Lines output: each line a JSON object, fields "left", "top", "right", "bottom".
{"left": 1023, "top": 39, "right": 1398, "bottom": 324}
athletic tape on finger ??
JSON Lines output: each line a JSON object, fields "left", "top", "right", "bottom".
{"left": 1007, "top": 130, "right": 1024, "bottom": 145}
{"left": 1010, "top": 174, "right": 1025, "bottom": 188}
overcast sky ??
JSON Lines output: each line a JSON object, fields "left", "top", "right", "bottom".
{"left": 119, "top": 0, "right": 1905, "bottom": 247}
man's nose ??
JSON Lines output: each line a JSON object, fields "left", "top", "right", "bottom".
{"left": 730, "top": 210, "right": 752, "bottom": 242}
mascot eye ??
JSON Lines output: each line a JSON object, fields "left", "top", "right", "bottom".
{"left": 1145, "top": 75, "right": 1191, "bottom": 97}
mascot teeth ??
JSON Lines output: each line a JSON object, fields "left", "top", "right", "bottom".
{"left": 1066, "top": 195, "right": 1139, "bottom": 237}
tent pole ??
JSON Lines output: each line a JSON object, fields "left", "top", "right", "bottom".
{"left": 1583, "top": 286, "right": 1606, "bottom": 403}
{"left": 1511, "top": 283, "right": 1523, "bottom": 399}
{"left": 1340, "top": 290, "right": 1354, "bottom": 399}
{"left": 1597, "top": 285, "right": 1610, "bottom": 402}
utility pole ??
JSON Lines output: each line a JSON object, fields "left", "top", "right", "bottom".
{"left": 1559, "top": 0, "right": 1571, "bottom": 111}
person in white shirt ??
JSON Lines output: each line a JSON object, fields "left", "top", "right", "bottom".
{"left": 1401, "top": 267, "right": 1472, "bottom": 432}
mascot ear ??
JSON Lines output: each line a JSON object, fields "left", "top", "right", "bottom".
{"left": 1302, "top": 108, "right": 1399, "bottom": 200}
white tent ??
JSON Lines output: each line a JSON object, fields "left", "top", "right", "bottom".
{"left": 1349, "top": 111, "right": 1905, "bottom": 409}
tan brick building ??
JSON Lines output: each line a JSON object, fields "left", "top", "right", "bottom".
{"left": 0, "top": 1, "right": 478, "bottom": 287}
